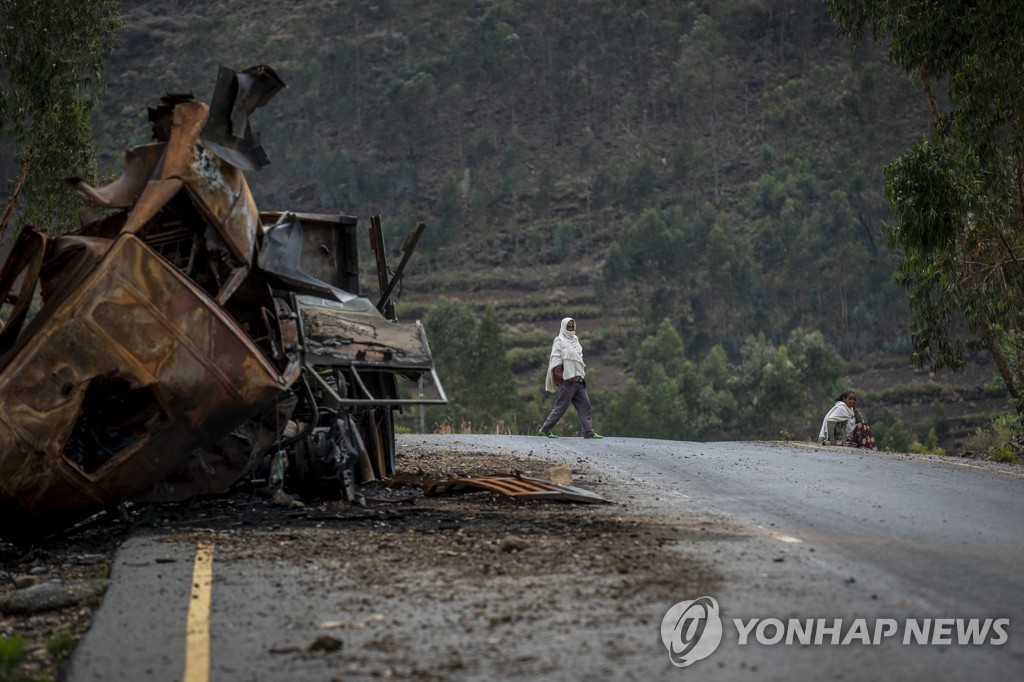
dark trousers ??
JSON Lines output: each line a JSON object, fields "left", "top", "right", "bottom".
{"left": 541, "top": 381, "right": 595, "bottom": 436}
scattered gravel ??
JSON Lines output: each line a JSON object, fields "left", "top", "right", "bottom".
{"left": 1, "top": 441, "right": 725, "bottom": 680}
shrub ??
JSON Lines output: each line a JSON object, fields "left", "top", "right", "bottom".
{"left": 881, "top": 418, "right": 911, "bottom": 452}
{"left": 909, "top": 427, "right": 945, "bottom": 455}
{"left": 0, "top": 634, "right": 38, "bottom": 682}
{"left": 989, "top": 446, "right": 1020, "bottom": 464}
{"left": 507, "top": 346, "right": 546, "bottom": 373}
{"left": 909, "top": 441, "right": 945, "bottom": 456}
{"left": 45, "top": 632, "right": 76, "bottom": 661}
{"left": 963, "top": 413, "right": 1021, "bottom": 454}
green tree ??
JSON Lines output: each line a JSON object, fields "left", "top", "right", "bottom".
{"left": 465, "top": 305, "right": 522, "bottom": 420}
{"left": 604, "top": 318, "right": 698, "bottom": 441}
{"left": 430, "top": 171, "right": 461, "bottom": 250}
{"left": 694, "top": 348, "right": 738, "bottom": 439}
{"left": 391, "top": 70, "right": 437, "bottom": 158}
{"left": 0, "top": 0, "right": 121, "bottom": 238}
{"left": 786, "top": 327, "right": 845, "bottom": 409}
{"left": 638, "top": 364, "right": 687, "bottom": 441}
{"left": 827, "top": 1, "right": 1024, "bottom": 419}
{"left": 422, "top": 299, "right": 521, "bottom": 430}
{"left": 732, "top": 334, "right": 803, "bottom": 434}
{"left": 635, "top": 317, "right": 687, "bottom": 385}
{"left": 603, "top": 379, "right": 651, "bottom": 438}
{"left": 603, "top": 208, "right": 701, "bottom": 335}
{"left": 674, "top": 12, "right": 728, "bottom": 203}
{"left": 613, "top": 324, "right": 837, "bottom": 441}
{"left": 882, "top": 418, "right": 911, "bottom": 452}
{"left": 423, "top": 298, "right": 477, "bottom": 427}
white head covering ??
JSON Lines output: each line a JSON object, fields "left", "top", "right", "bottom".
{"left": 818, "top": 400, "right": 856, "bottom": 441}
{"left": 545, "top": 317, "right": 586, "bottom": 392}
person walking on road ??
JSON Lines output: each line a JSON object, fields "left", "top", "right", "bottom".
{"left": 539, "top": 317, "right": 603, "bottom": 439}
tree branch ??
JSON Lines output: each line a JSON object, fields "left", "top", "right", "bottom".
{"left": 0, "top": 139, "right": 35, "bottom": 242}
{"left": 919, "top": 68, "right": 941, "bottom": 125}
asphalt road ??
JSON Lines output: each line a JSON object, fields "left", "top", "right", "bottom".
{"left": 65, "top": 435, "right": 1024, "bottom": 681}
{"left": 523, "top": 435, "right": 1024, "bottom": 680}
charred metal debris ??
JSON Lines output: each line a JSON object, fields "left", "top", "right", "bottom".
{"left": 0, "top": 65, "right": 447, "bottom": 542}
{"left": 425, "top": 474, "right": 611, "bottom": 504}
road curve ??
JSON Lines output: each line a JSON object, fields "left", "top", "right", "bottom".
{"left": 65, "top": 435, "right": 1024, "bottom": 681}
{"left": 409, "top": 435, "right": 1024, "bottom": 679}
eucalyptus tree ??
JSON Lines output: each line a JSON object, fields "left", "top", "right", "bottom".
{"left": 422, "top": 299, "right": 522, "bottom": 431}
{"left": 674, "top": 12, "right": 728, "bottom": 204}
{"left": 0, "top": 0, "right": 121, "bottom": 238}
{"left": 827, "top": 1, "right": 1024, "bottom": 418}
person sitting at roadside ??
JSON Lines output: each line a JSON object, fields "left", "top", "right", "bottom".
{"left": 818, "top": 390, "right": 877, "bottom": 449}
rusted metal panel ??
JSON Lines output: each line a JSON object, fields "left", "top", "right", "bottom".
{"left": 368, "top": 215, "right": 396, "bottom": 321}
{"left": 121, "top": 179, "right": 184, "bottom": 235}
{"left": 297, "top": 295, "right": 434, "bottom": 369}
{"left": 117, "top": 102, "right": 259, "bottom": 269}
{"left": 0, "top": 63, "right": 446, "bottom": 541}
{"left": 424, "top": 475, "right": 611, "bottom": 504}
{"left": 201, "top": 64, "right": 286, "bottom": 172}
{"left": 0, "top": 234, "right": 286, "bottom": 537}
{"left": 259, "top": 211, "right": 360, "bottom": 294}
{"left": 67, "top": 142, "right": 166, "bottom": 210}
{"left": 257, "top": 213, "right": 358, "bottom": 303}
{"left": 0, "top": 228, "right": 47, "bottom": 357}
{"left": 168, "top": 102, "right": 260, "bottom": 266}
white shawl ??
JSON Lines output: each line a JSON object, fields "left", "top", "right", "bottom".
{"left": 544, "top": 317, "right": 586, "bottom": 392}
{"left": 818, "top": 401, "right": 856, "bottom": 441}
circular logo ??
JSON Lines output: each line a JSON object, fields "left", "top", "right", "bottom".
{"left": 660, "top": 596, "right": 723, "bottom": 667}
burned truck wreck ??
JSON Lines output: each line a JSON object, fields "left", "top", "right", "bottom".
{"left": 0, "top": 65, "right": 445, "bottom": 541}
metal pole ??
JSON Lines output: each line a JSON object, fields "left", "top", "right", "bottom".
{"left": 418, "top": 376, "right": 426, "bottom": 433}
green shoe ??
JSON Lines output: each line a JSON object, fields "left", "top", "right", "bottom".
{"left": 539, "top": 429, "right": 558, "bottom": 439}
{"left": 584, "top": 433, "right": 604, "bottom": 439}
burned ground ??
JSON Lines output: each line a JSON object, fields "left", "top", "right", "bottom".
{"left": 0, "top": 442, "right": 725, "bottom": 680}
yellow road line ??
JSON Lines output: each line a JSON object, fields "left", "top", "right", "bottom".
{"left": 183, "top": 541, "right": 214, "bottom": 682}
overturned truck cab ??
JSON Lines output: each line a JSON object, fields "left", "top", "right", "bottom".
{"left": 0, "top": 65, "right": 445, "bottom": 541}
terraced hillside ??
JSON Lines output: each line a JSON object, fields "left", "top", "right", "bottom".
{"left": 5, "top": 0, "right": 1011, "bottom": 452}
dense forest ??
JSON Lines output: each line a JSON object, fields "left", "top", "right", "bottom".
{"left": 2, "top": 0, "right": 1017, "bottom": 453}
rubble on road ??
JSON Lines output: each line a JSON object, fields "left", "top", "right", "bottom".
{"left": 424, "top": 473, "right": 611, "bottom": 504}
